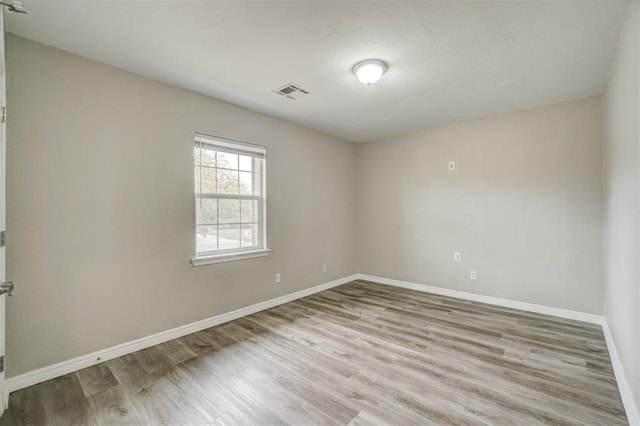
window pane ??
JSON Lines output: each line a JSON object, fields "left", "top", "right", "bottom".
{"left": 196, "top": 225, "right": 218, "bottom": 253}
{"left": 201, "top": 149, "right": 216, "bottom": 167}
{"left": 219, "top": 224, "right": 241, "bottom": 250}
{"left": 218, "top": 199, "right": 240, "bottom": 224}
{"left": 196, "top": 198, "right": 217, "bottom": 225}
{"left": 239, "top": 155, "right": 253, "bottom": 172}
{"left": 195, "top": 167, "right": 216, "bottom": 194}
{"left": 217, "top": 152, "right": 238, "bottom": 170}
{"left": 194, "top": 146, "right": 201, "bottom": 165}
{"left": 241, "top": 224, "right": 258, "bottom": 247}
{"left": 239, "top": 172, "right": 254, "bottom": 195}
{"left": 241, "top": 199, "right": 257, "bottom": 223}
{"left": 216, "top": 169, "right": 239, "bottom": 194}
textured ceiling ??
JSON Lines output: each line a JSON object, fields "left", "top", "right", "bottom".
{"left": 6, "top": 1, "right": 629, "bottom": 143}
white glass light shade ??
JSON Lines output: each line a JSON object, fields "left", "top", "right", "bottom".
{"left": 353, "top": 59, "right": 388, "bottom": 85}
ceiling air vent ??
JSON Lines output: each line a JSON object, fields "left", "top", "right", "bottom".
{"left": 274, "top": 83, "right": 310, "bottom": 100}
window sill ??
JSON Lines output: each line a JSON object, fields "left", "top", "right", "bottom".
{"left": 191, "top": 249, "right": 271, "bottom": 266}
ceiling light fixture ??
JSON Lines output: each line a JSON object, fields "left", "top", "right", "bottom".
{"left": 352, "top": 59, "right": 388, "bottom": 86}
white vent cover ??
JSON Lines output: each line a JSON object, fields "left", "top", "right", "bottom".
{"left": 274, "top": 83, "right": 310, "bottom": 100}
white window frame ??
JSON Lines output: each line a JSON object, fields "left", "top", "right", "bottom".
{"left": 191, "top": 133, "right": 269, "bottom": 266}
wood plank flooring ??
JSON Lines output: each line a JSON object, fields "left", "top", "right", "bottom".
{"left": 0, "top": 280, "right": 628, "bottom": 425}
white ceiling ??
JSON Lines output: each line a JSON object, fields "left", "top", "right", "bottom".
{"left": 6, "top": 1, "right": 629, "bottom": 143}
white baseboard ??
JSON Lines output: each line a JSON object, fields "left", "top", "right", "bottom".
{"left": 5, "top": 274, "right": 359, "bottom": 394}
{"left": 601, "top": 319, "right": 640, "bottom": 426}
{"left": 357, "top": 274, "right": 604, "bottom": 324}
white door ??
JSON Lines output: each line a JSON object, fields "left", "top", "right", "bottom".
{"left": 0, "top": 3, "right": 8, "bottom": 416}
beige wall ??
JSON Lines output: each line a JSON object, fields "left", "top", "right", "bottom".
{"left": 358, "top": 97, "right": 604, "bottom": 314}
{"left": 5, "top": 35, "right": 358, "bottom": 377}
{"left": 603, "top": 0, "right": 640, "bottom": 409}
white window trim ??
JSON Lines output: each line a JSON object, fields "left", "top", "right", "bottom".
{"left": 191, "top": 249, "right": 271, "bottom": 266}
{"left": 192, "top": 133, "right": 268, "bottom": 266}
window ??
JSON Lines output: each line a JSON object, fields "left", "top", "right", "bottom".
{"left": 192, "top": 133, "right": 268, "bottom": 265}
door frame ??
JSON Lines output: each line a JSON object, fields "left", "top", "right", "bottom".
{"left": 0, "top": 3, "right": 8, "bottom": 413}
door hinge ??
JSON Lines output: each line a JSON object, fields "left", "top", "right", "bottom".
{"left": 1, "top": 107, "right": 6, "bottom": 123}
{"left": 0, "top": 282, "right": 13, "bottom": 297}
{"left": 0, "top": 231, "right": 5, "bottom": 247}
{"left": 0, "top": 356, "right": 5, "bottom": 373}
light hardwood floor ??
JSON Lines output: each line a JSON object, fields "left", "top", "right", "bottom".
{"left": 0, "top": 280, "right": 628, "bottom": 425}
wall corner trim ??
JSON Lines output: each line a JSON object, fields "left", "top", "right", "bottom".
{"left": 5, "top": 273, "right": 359, "bottom": 394}
{"left": 357, "top": 273, "right": 639, "bottom": 425}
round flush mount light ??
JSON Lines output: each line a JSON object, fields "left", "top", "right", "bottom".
{"left": 352, "top": 59, "right": 388, "bottom": 85}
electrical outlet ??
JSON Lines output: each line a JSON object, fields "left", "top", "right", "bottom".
{"left": 469, "top": 270, "right": 477, "bottom": 280}
{"left": 454, "top": 252, "right": 461, "bottom": 262}
{"left": 448, "top": 161, "right": 455, "bottom": 171}
{"left": 275, "top": 273, "right": 281, "bottom": 284}
{"left": 321, "top": 264, "right": 328, "bottom": 273}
